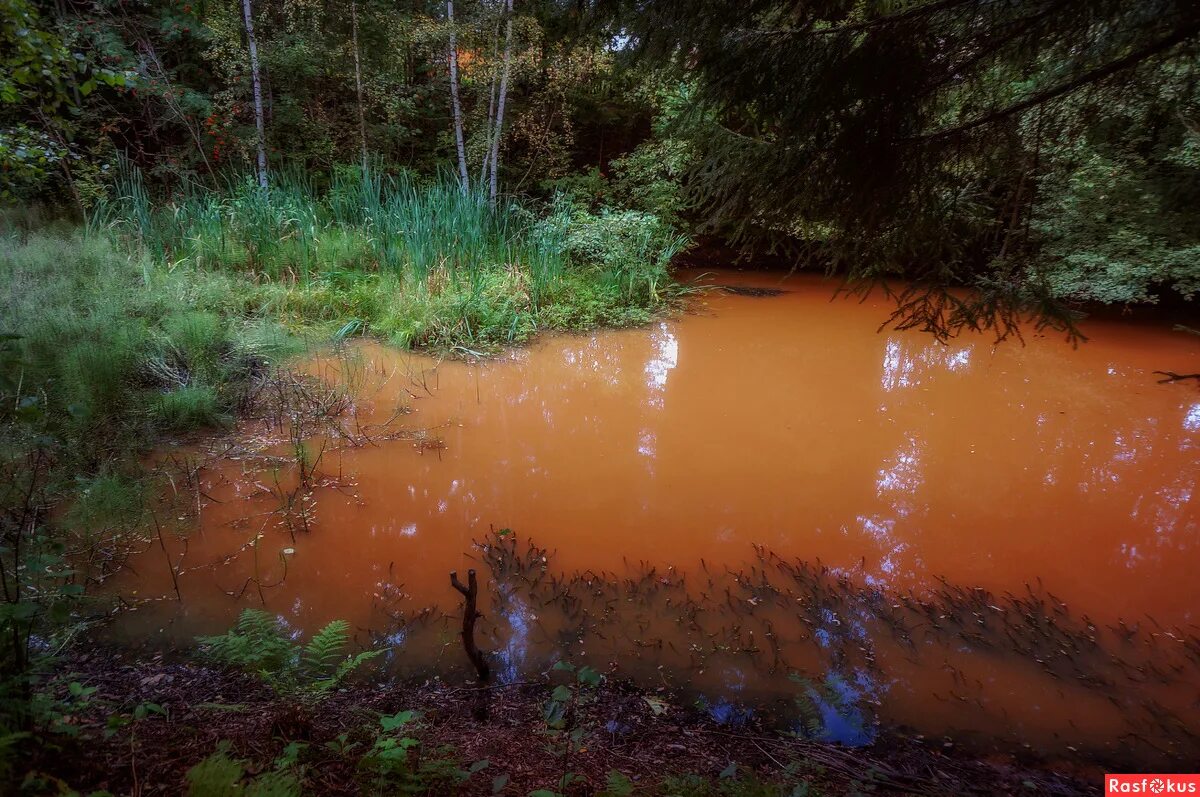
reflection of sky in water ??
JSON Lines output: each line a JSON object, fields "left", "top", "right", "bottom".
{"left": 855, "top": 515, "right": 893, "bottom": 541}
{"left": 494, "top": 587, "right": 532, "bottom": 684}
{"left": 704, "top": 698, "right": 754, "bottom": 726}
{"left": 1149, "top": 477, "right": 1195, "bottom": 539}
{"left": 799, "top": 671, "right": 879, "bottom": 746}
{"left": 380, "top": 628, "right": 408, "bottom": 665}
{"left": 1185, "top": 403, "right": 1200, "bottom": 433}
{"left": 269, "top": 610, "right": 302, "bottom": 642}
{"left": 790, "top": 599, "right": 884, "bottom": 744}
{"left": 876, "top": 436, "right": 923, "bottom": 498}
{"left": 875, "top": 434, "right": 925, "bottom": 537}
{"left": 638, "top": 430, "right": 656, "bottom": 458}
{"left": 700, "top": 669, "right": 754, "bottom": 727}
{"left": 851, "top": 514, "right": 908, "bottom": 584}
{"left": 561, "top": 337, "right": 624, "bottom": 388}
{"left": 790, "top": 640, "right": 881, "bottom": 743}
{"left": 881, "top": 338, "right": 973, "bottom": 392}
{"left": 643, "top": 323, "right": 678, "bottom": 408}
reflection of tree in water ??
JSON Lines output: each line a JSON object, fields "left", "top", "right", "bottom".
{"left": 468, "top": 531, "right": 1200, "bottom": 768}
{"left": 873, "top": 333, "right": 1200, "bottom": 579}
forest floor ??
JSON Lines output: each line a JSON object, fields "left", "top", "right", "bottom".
{"left": 22, "top": 646, "right": 1102, "bottom": 797}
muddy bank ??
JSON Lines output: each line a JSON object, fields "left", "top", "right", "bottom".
{"left": 25, "top": 647, "right": 1100, "bottom": 796}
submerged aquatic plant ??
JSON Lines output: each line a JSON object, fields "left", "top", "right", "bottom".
{"left": 472, "top": 530, "right": 1200, "bottom": 766}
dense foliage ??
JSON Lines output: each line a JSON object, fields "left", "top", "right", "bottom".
{"left": 4, "top": 0, "right": 1197, "bottom": 326}
{"left": 616, "top": 0, "right": 1200, "bottom": 334}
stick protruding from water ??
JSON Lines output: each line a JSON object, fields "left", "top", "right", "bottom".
{"left": 450, "top": 569, "right": 490, "bottom": 685}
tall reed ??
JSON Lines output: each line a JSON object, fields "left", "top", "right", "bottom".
{"left": 101, "top": 164, "right": 567, "bottom": 291}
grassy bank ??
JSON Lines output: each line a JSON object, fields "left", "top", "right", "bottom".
{"left": 0, "top": 171, "right": 691, "bottom": 510}
{"left": 91, "top": 167, "right": 690, "bottom": 349}
{"left": 0, "top": 173, "right": 691, "bottom": 783}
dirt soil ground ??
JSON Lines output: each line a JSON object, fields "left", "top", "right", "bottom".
{"left": 23, "top": 646, "right": 1102, "bottom": 796}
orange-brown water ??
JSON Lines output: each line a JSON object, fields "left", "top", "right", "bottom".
{"left": 111, "top": 272, "right": 1200, "bottom": 767}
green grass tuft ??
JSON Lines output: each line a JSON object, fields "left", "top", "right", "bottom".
{"left": 153, "top": 385, "right": 225, "bottom": 431}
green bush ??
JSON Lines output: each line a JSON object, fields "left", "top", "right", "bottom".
{"left": 538, "top": 199, "right": 689, "bottom": 303}
{"left": 1032, "top": 84, "right": 1200, "bottom": 305}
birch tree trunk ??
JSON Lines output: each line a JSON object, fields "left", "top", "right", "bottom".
{"left": 241, "top": 0, "right": 268, "bottom": 189}
{"left": 447, "top": 0, "right": 469, "bottom": 193}
{"left": 351, "top": 0, "right": 369, "bottom": 171}
{"left": 478, "top": 12, "right": 500, "bottom": 187}
{"left": 488, "top": 0, "right": 514, "bottom": 207}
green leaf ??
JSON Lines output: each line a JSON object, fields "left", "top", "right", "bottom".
{"left": 68, "top": 681, "right": 96, "bottom": 699}
{"left": 492, "top": 773, "right": 509, "bottom": 794}
{"left": 551, "top": 685, "right": 572, "bottom": 702}
{"left": 604, "top": 770, "right": 634, "bottom": 796}
{"left": 576, "top": 666, "right": 601, "bottom": 687}
{"left": 274, "top": 741, "right": 307, "bottom": 771}
{"left": 380, "top": 710, "right": 415, "bottom": 732}
{"left": 543, "top": 700, "right": 566, "bottom": 727}
{"left": 719, "top": 762, "right": 737, "bottom": 779}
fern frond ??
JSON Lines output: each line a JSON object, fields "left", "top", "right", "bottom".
{"left": 301, "top": 619, "right": 350, "bottom": 677}
{"left": 185, "top": 748, "right": 244, "bottom": 797}
{"left": 334, "top": 649, "right": 383, "bottom": 683}
{"left": 185, "top": 743, "right": 301, "bottom": 797}
{"left": 308, "top": 649, "right": 382, "bottom": 696}
{"left": 198, "top": 609, "right": 292, "bottom": 673}
{"left": 245, "top": 771, "right": 301, "bottom": 797}
{"left": 198, "top": 612, "right": 373, "bottom": 702}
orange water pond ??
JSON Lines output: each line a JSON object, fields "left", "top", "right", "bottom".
{"left": 110, "top": 272, "right": 1200, "bottom": 767}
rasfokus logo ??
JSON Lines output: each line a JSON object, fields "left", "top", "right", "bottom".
{"left": 1106, "top": 775, "right": 1200, "bottom": 794}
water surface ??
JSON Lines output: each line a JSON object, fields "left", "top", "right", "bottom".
{"left": 112, "top": 272, "right": 1200, "bottom": 767}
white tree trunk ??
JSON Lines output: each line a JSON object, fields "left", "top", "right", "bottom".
{"left": 351, "top": 0, "right": 369, "bottom": 170}
{"left": 447, "top": 0, "right": 469, "bottom": 193}
{"left": 488, "top": 0, "right": 514, "bottom": 207}
{"left": 478, "top": 12, "right": 500, "bottom": 187}
{"left": 241, "top": 0, "right": 268, "bottom": 188}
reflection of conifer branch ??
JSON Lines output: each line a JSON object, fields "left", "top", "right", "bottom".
{"left": 1153, "top": 371, "right": 1200, "bottom": 383}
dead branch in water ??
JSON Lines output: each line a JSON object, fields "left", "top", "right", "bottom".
{"left": 450, "top": 568, "right": 491, "bottom": 720}
{"left": 450, "top": 569, "right": 490, "bottom": 682}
